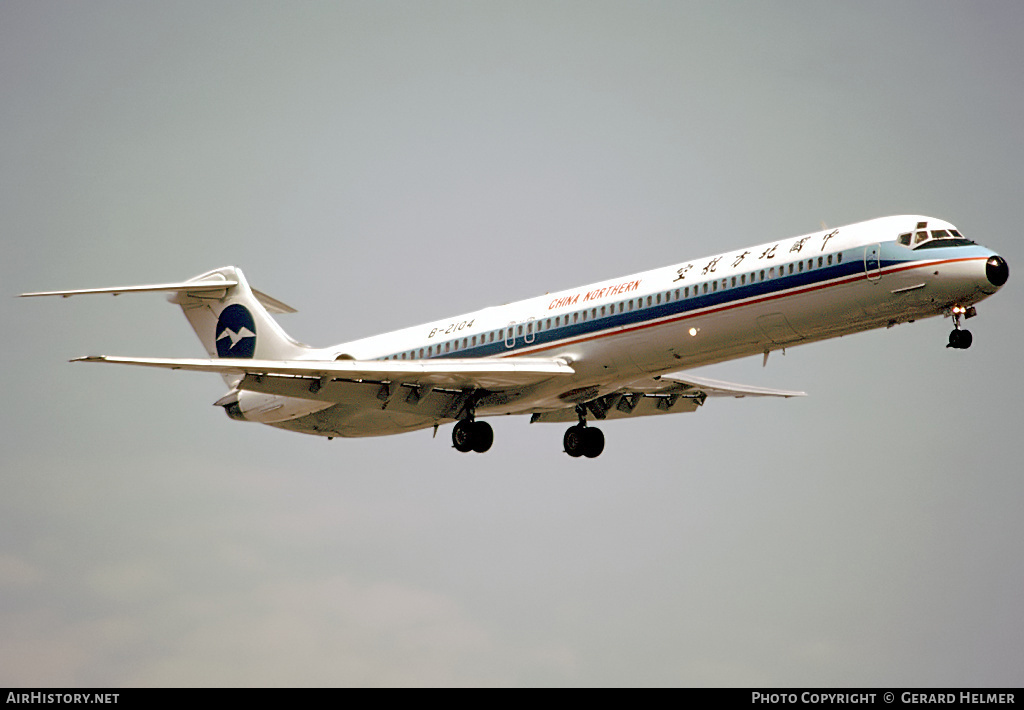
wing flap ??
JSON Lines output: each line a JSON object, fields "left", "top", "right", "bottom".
{"left": 235, "top": 375, "right": 475, "bottom": 421}
{"left": 530, "top": 372, "right": 803, "bottom": 423}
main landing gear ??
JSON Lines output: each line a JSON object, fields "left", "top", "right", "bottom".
{"left": 946, "top": 305, "right": 974, "bottom": 350}
{"left": 452, "top": 417, "right": 493, "bottom": 453}
{"left": 563, "top": 405, "right": 605, "bottom": 458}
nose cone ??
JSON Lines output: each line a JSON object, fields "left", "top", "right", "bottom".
{"left": 986, "top": 255, "right": 1009, "bottom": 287}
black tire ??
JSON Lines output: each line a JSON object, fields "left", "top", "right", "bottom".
{"left": 563, "top": 425, "right": 586, "bottom": 457}
{"left": 582, "top": 427, "right": 605, "bottom": 458}
{"left": 452, "top": 420, "right": 475, "bottom": 452}
{"left": 947, "top": 330, "right": 961, "bottom": 349}
{"left": 959, "top": 330, "right": 973, "bottom": 349}
{"left": 471, "top": 421, "right": 493, "bottom": 453}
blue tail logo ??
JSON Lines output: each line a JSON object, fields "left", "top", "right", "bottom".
{"left": 215, "top": 304, "right": 257, "bottom": 358}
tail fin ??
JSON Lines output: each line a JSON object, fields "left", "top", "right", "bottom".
{"left": 169, "top": 266, "right": 310, "bottom": 362}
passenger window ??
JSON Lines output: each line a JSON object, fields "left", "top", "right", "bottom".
{"left": 827, "top": 255, "right": 833, "bottom": 265}
{"left": 818, "top": 257, "right": 823, "bottom": 267}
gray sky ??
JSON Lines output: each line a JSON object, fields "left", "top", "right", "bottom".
{"left": 2, "top": 1, "right": 1022, "bottom": 687}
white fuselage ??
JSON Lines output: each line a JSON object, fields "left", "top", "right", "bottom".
{"left": 270, "top": 215, "right": 1001, "bottom": 433}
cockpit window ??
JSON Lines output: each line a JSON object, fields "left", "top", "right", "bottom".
{"left": 907, "top": 227, "right": 976, "bottom": 249}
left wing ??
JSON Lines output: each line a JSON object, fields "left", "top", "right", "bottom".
{"left": 71, "top": 355, "right": 574, "bottom": 390}
{"left": 530, "top": 372, "right": 804, "bottom": 423}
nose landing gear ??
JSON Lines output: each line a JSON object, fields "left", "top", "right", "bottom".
{"left": 563, "top": 404, "right": 605, "bottom": 458}
{"left": 946, "top": 305, "right": 973, "bottom": 350}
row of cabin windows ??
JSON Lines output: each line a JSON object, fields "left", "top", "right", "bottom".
{"left": 381, "top": 252, "right": 844, "bottom": 360}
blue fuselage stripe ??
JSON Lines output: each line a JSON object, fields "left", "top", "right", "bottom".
{"left": 381, "top": 243, "right": 986, "bottom": 361}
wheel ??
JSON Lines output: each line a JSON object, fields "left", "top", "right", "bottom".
{"left": 470, "top": 420, "right": 493, "bottom": 453}
{"left": 947, "top": 329, "right": 973, "bottom": 349}
{"left": 563, "top": 425, "right": 586, "bottom": 457}
{"left": 582, "top": 427, "right": 605, "bottom": 458}
{"left": 452, "top": 419, "right": 475, "bottom": 452}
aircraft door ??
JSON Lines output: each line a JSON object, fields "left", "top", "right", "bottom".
{"left": 864, "top": 244, "right": 882, "bottom": 281}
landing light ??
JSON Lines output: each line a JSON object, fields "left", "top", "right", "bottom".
{"left": 689, "top": 327, "right": 699, "bottom": 336}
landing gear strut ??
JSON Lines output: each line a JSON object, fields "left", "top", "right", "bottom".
{"left": 452, "top": 418, "right": 493, "bottom": 453}
{"left": 946, "top": 305, "right": 973, "bottom": 350}
{"left": 564, "top": 404, "right": 605, "bottom": 458}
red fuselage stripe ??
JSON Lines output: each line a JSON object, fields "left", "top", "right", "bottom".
{"left": 501, "top": 256, "right": 986, "bottom": 358}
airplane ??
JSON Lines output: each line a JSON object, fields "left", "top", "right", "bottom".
{"left": 21, "top": 215, "right": 1008, "bottom": 458}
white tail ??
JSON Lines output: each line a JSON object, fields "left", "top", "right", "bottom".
{"left": 169, "top": 266, "right": 309, "bottom": 362}
{"left": 21, "top": 265, "right": 312, "bottom": 387}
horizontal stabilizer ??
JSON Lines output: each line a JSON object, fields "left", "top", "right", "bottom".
{"left": 20, "top": 279, "right": 238, "bottom": 298}
{"left": 250, "top": 288, "right": 297, "bottom": 314}
{"left": 21, "top": 272, "right": 298, "bottom": 314}
{"left": 71, "top": 355, "right": 574, "bottom": 390}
